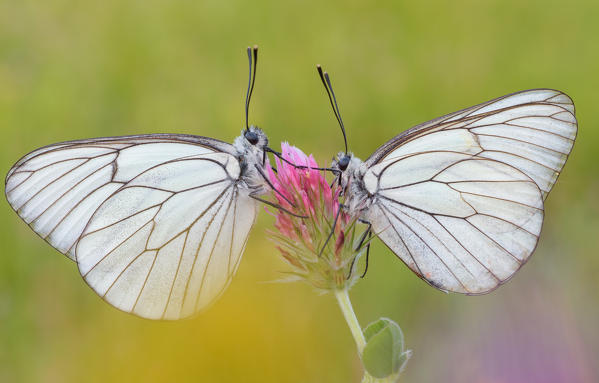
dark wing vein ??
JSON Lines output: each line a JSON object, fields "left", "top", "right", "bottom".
{"left": 162, "top": 230, "right": 190, "bottom": 319}
{"left": 378, "top": 205, "right": 424, "bottom": 277}
{"left": 431, "top": 214, "right": 501, "bottom": 282}
{"left": 31, "top": 162, "right": 114, "bottom": 224}
{"left": 179, "top": 187, "right": 232, "bottom": 317}
{"left": 381, "top": 203, "right": 469, "bottom": 291}
{"left": 194, "top": 188, "right": 236, "bottom": 311}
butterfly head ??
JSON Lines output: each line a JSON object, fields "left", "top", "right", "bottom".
{"left": 234, "top": 126, "right": 269, "bottom": 175}
{"left": 244, "top": 129, "right": 260, "bottom": 145}
{"left": 236, "top": 125, "right": 268, "bottom": 154}
{"left": 332, "top": 151, "right": 360, "bottom": 172}
{"left": 337, "top": 154, "right": 351, "bottom": 171}
{"left": 332, "top": 152, "right": 369, "bottom": 213}
{"left": 333, "top": 152, "right": 364, "bottom": 183}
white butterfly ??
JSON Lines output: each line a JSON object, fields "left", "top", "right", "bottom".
{"left": 317, "top": 68, "right": 577, "bottom": 294}
{"left": 5, "top": 47, "right": 279, "bottom": 319}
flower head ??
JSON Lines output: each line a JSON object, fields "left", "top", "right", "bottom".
{"left": 266, "top": 143, "right": 365, "bottom": 291}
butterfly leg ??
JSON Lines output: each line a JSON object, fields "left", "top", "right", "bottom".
{"left": 253, "top": 164, "right": 296, "bottom": 207}
{"left": 360, "top": 231, "right": 372, "bottom": 278}
{"left": 249, "top": 191, "right": 307, "bottom": 218}
{"left": 318, "top": 203, "right": 345, "bottom": 257}
{"left": 329, "top": 174, "right": 339, "bottom": 189}
{"left": 262, "top": 148, "right": 266, "bottom": 166}
{"left": 346, "top": 221, "right": 372, "bottom": 279}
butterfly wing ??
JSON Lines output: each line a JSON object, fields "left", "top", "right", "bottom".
{"left": 361, "top": 89, "right": 576, "bottom": 294}
{"left": 5, "top": 135, "right": 258, "bottom": 319}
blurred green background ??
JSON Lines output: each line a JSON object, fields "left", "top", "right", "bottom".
{"left": 1, "top": 0, "right": 598, "bottom": 382}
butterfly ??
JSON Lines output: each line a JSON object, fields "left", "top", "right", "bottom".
{"left": 4, "top": 46, "right": 293, "bottom": 320}
{"left": 316, "top": 66, "right": 577, "bottom": 294}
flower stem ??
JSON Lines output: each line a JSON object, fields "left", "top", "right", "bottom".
{"left": 335, "top": 289, "right": 379, "bottom": 383}
{"left": 335, "top": 289, "right": 366, "bottom": 353}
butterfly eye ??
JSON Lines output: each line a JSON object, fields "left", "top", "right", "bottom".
{"left": 244, "top": 130, "right": 259, "bottom": 145}
{"left": 338, "top": 155, "right": 350, "bottom": 171}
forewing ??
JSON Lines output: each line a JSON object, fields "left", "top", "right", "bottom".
{"left": 5, "top": 134, "right": 230, "bottom": 260}
{"left": 6, "top": 135, "right": 257, "bottom": 319}
{"left": 366, "top": 89, "right": 577, "bottom": 199}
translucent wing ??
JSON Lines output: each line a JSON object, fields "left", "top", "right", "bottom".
{"left": 5, "top": 135, "right": 257, "bottom": 319}
{"left": 366, "top": 89, "right": 577, "bottom": 199}
{"left": 362, "top": 89, "right": 577, "bottom": 294}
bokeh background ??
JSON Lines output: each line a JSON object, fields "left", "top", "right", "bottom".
{"left": 1, "top": 1, "right": 598, "bottom": 382}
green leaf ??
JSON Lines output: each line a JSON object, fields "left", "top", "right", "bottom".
{"left": 362, "top": 318, "right": 410, "bottom": 379}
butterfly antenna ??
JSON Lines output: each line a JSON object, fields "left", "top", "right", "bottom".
{"left": 245, "top": 45, "right": 258, "bottom": 131}
{"left": 317, "top": 65, "right": 348, "bottom": 154}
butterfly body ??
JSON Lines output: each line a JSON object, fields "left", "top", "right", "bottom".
{"left": 233, "top": 126, "right": 271, "bottom": 193}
